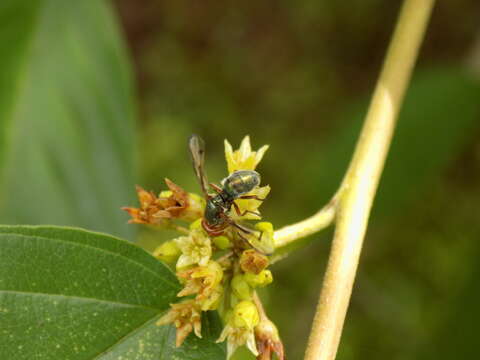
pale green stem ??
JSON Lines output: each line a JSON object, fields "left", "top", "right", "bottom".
{"left": 166, "top": 223, "right": 190, "bottom": 235}
{"left": 273, "top": 196, "right": 337, "bottom": 249}
{"left": 303, "top": 1, "right": 436, "bottom": 360}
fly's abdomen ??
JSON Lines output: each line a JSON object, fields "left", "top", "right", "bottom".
{"left": 222, "top": 170, "right": 261, "bottom": 197}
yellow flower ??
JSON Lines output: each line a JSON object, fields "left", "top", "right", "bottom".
{"left": 233, "top": 185, "right": 271, "bottom": 221}
{"left": 156, "top": 300, "right": 202, "bottom": 347}
{"left": 223, "top": 136, "right": 271, "bottom": 222}
{"left": 174, "top": 228, "right": 212, "bottom": 269}
{"left": 177, "top": 261, "right": 224, "bottom": 311}
{"left": 224, "top": 136, "right": 269, "bottom": 174}
{"left": 217, "top": 300, "right": 260, "bottom": 358}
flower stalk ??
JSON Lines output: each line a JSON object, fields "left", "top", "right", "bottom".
{"left": 302, "top": 0, "right": 436, "bottom": 359}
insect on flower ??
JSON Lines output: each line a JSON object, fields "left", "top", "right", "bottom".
{"left": 188, "top": 134, "right": 271, "bottom": 254}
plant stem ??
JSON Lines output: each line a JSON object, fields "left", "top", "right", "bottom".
{"left": 273, "top": 196, "right": 337, "bottom": 249}
{"left": 252, "top": 292, "right": 268, "bottom": 320}
{"left": 304, "top": 1, "right": 435, "bottom": 360}
{"left": 167, "top": 223, "right": 190, "bottom": 235}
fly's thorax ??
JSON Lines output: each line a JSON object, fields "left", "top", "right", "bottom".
{"left": 222, "top": 170, "right": 261, "bottom": 198}
{"left": 204, "top": 195, "right": 227, "bottom": 226}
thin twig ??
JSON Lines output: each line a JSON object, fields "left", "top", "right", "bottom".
{"left": 166, "top": 223, "right": 191, "bottom": 235}
{"left": 252, "top": 292, "right": 268, "bottom": 320}
{"left": 273, "top": 195, "right": 338, "bottom": 249}
{"left": 303, "top": 1, "right": 436, "bottom": 359}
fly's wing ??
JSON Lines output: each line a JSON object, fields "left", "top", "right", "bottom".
{"left": 188, "top": 134, "right": 209, "bottom": 197}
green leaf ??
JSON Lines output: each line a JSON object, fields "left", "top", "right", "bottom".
{"left": 0, "top": 226, "right": 226, "bottom": 360}
{"left": 0, "top": 0, "right": 136, "bottom": 238}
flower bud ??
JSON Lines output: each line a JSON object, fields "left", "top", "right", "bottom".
{"left": 213, "top": 235, "right": 232, "bottom": 250}
{"left": 153, "top": 240, "right": 181, "bottom": 263}
{"left": 231, "top": 274, "right": 252, "bottom": 300}
{"left": 189, "top": 218, "right": 203, "bottom": 230}
{"left": 184, "top": 193, "right": 205, "bottom": 221}
{"left": 233, "top": 300, "right": 259, "bottom": 330}
{"left": 255, "top": 221, "right": 273, "bottom": 233}
{"left": 244, "top": 270, "right": 273, "bottom": 288}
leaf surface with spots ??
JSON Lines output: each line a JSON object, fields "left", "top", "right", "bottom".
{"left": 0, "top": 226, "right": 226, "bottom": 360}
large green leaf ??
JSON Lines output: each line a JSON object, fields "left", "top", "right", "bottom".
{"left": 0, "top": 226, "right": 226, "bottom": 360}
{"left": 0, "top": 0, "right": 136, "bottom": 238}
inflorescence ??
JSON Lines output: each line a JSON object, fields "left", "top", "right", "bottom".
{"left": 123, "top": 136, "right": 284, "bottom": 360}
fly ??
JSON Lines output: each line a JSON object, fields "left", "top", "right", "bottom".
{"left": 188, "top": 134, "right": 270, "bottom": 254}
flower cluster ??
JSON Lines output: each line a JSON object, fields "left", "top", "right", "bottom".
{"left": 124, "top": 136, "right": 284, "bottom": 359}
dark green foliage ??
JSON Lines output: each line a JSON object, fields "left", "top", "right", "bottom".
{"left": 0, "top": 226, "right": 225, "bottom": 360}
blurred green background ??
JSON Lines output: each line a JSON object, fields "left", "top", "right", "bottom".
{"left": 1, "top": 0, "right": 480, "bottom": 359}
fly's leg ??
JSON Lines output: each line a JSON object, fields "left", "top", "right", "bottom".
{"left": 238, "top": 194, "right": 265, "bottom": 202}
{"left": 209, "top": 183, "right": 223, "bottom": 194}
{"left": 222, "top": 214, "right": 266, "bottom": 252}
{"left": 232, "top": 201, "right": 261, "bottom": 218}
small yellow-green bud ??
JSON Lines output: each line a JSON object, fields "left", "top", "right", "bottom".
{"left": 185, "top": 193, "right": 206, "bottom": 221}
{"left": 231, "top": 274, "right": 252, "bottom": 300}
{"left": 189, "top": 218, "right": 203, "bottom": 230}
{"left": 233, "top": 300, "right": 259, "bottom": 330}
{"left": 158, "top": 190, "right": 172, "bottom": 198}
{"left": 153, "top": 240, "right": 181, "bottom": 263}
{"left": 244, "top": 269, "right": 273, "bottom": 288}
{"left": 255, "top": 221, "right": 273, "bottom": 233}
{"left": 192, "top": 260, "right": 224, "bottom": 287}
{"left": 213, "top": 236, "right": 232, "bottom": 250}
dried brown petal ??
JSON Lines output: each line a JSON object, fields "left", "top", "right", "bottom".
{"left": 240, "top": 249, "right": 269, "bottom": 274}
{"left": 156, "top": 300, "right": 202, "bottom": 347}
{"left": 122, "top": 179, "right": 194, "bottom": 225}
{"left": 255, "top": 318, "right": 285, "bottom": 360}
